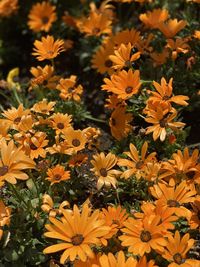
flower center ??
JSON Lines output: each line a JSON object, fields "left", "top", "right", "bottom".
{"left": 173, "top": 253, "right": 184, "bottom": 264}
{"left": 71, "top": 234, "right": 84, "bottom": 246}
{"left": 0, "top": 165, "right": 9, "bottom": 176}
{"left": 42, "top": 16, "right": 49, "bottom": 24}
{"left": 136, "top": 160, "right": 144, "bottom": 169}
{"left": 159, "top": 119, "right": 167, "bottom": 128}
{"left": 57, "top": 122, "right": 65, "bottom": 129}
{"left": 72, "top": 139, "right": 81, "bottom": 147}
{"left": 105, "top": 59, "right": 112, "bottom": 68}
{"left": 54, "top": 174, "right": 62, "bottom": 181}
{"left": 140, "top": 230, "right": 152, "bottom": 242}
{"left": 186, "top": 171, "right": 195, "bottom": 180}
{"left": 111, "top": 118, "right": 116, "bottom": 126}
{"left": 167, "top": 199, "right": 180, "bottom": 207}
{"left": 125, "top": 60, "right": 132, "bottom": 68}
{"left": 30, "top": 143, "right": 38, "bottom": 150}
{"left": 93, "top": 27, "right": 100, "bottom": 35}
{"left": 68, "top": 87, "right": 74, "bottom": 93}
{"left": 163, "top": 95, "right": 170, "bottom": 101}
{"left": 99, "top": 168, "right": 107, "bottom": 177}
{"left": 14, "top": 117, "right": 21, "bottom": 124}
{"left": 125, "top": 86, "right": 133, "bottom": 94}
{"left": 112, "top": 219, "right": 120, "bottom": 226}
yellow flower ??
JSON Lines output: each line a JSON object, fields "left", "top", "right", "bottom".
{"left": 6, "top": 68, "right": 21, "bottom": 91}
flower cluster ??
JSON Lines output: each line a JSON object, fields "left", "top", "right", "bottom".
{"left": 0, "top": 0, "right": 200, "bottom": 266}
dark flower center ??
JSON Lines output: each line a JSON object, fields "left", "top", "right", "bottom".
{"left": 99, "top": 168, "right": 107, "bottom": 177}
{"left": 125, "top": 86, "right": 133, "bottom": 94}
{"left": 173, "top": 253, "right": 185, "bottom": 264}
{"left": 159, "top": 119, "right": 167, "bottom": 128}
{"left": 163, "top": 95, "right": 170, "bottom": 101}
{"left": 167, "top": 199, "right": 180, "bottom": 207}
{"left": 140, "top": 230, "right": 152, "bottom": 242}
{"left": 71, "top": 234, "right": 84, "bottom": 246}
{"left": 105, "top": 59, "right": 113, "bottom": 68}
{"left": 186, "top": 171, "right": 195, "bottom": 180}
{"left": 125, "top": 60, "right": 132, "bottom": 68}
{"left": 42, "top": 16, "right": 49, "bottom": 24}
{"left": 43, "top": 80, "right": 48, "bottom": 86}
{"left": 136, "top": 160, "right": 144, "bottom": 169}
{"left": 14, "top": 117, "right": 21, "bottom": 124}
{"left": 54, "top": 174, "right": 62, "bottom": 181}
{"left": 112, "top": 219, "right": 120, "bottom": 226}
{"left": 0, "top": 165, "right": 9, "bottom": 176}
{"left": 30, "top": 143, "right": 38, "bottom": 150}
{"left": 111, "top": 118, "right": 116, "bottom": 126}
{"left": 68, "top": 87, "right": 74, "bottom": 93}
{"left": 72, "top": 139, "right": 81, "bottom": 147}
{"left": 57, "top": 122, "right": 65, "bottom": 129}
{"left": 93, "top": 27, "right": 100, "bottom": 35}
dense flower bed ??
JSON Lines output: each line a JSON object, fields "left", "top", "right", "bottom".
{"left": 0, "top": 0, "right": 200, "bottom": 266}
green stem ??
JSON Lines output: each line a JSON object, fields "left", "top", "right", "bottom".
{"left": 141, "top": 80, "right": 153, "bottom": 84}
{"left": 8, "top": 183, "right": 29, "bottom": 209}
{"left": 83, "top": 114, "right": 106, "bottom": 123}
{"left": 12, "top": 87, "right": 21, "bottom": 105}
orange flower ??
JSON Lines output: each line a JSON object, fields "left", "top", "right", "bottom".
{"left": 68, "top": 153, "right": 88, "bottom": 167}
{"left": 149, "top": 180, "right": 196, "bottom": 218}
{"left": 30, "top": 65, "right": 59, "bottom": 90}
{"left": 100, "top": 206, "right": 128, "bottom": 236}
{"left": 139, "top": 8, "right": 169, "bottom": 29}
{"left": 50, "top": 113, "right": 72, "bottom": 135}
{"left": 145, "top": 106, "right": 185, "bottom": 141}
{"left": 31, "top": 99, "right": 56, "bottom": 115}
{"left": 102, "top": 69, "right": 141, "bottom": 100}
{"left": 17, "top": 131, "right": 49, "bottom": 159}
{"left": 134, "top": 201, "right": 177, "bottom": 233}
{"left": 193, "top": 30, "right": 200, "bottom": 39}
{"left": 118, "top": 142, "right": 156, "bottom": 179}
{"left": 188, "top": 196, "right": 200, "bottom": 229}
{"left": 113, "top": 29, "right": 141, "bottom": 48}
{"left": 0, "top": 139, "right": 35, "bottom": 185}
{"left": 0, "top": 0, "right": 18, "bottom": 17}
{"left": 56, "top": 76, "right": 83, "bottom": 102}
{"left": 160, "top": 147, "right": 199, "bottom": 183}
{"left": 166, "top": 38, "right": 190, "bottom": 60}
{"left": 91, "top": 40, "right": 115, "bottom": 74}
{"left": 162, "top": 231, "right": 196, "bottom": 267}
{"left": 91, "top": 152, "right": 121, "bottom": 189}
{"left": 62, "top": 127, "right": 87, "bottom": 155}
{"left": 136, "top": 256, "right": 158, "bottom": 267}
{"left": 2, "top": 104, "right": 30, "bottom": 130}
{"left": 119, "top": 214, "right": 167, "bottom": 256}
{"left": 109, "top": 106, "right": 133, "bottom": 141}
{"left": 32, "top": 35, "right": 65, "bottom": 61}
{"left": 74, "top": 253, "right": 101, "bottom": 267}
{"left": 148, "top": 77, "right": 189, "bottom": 107}
{"left": 95, "top": 251, "right": 137, "bottom": 267}
{"left": 0, "top": 200, "right": 11, "bottom": 240}
{"left": 150, "top": 49, "right": 169, "bottom": 66}
{"left": 28, "top": 1, "right": 57, "bottom": 32}
{"left": 158, "top": 19, "right": 187, "bottom": 38}
{"left": 76, "top": 11, "right": 112, "bottom": 37}
{"left": 105, "top": 94, "right": 126, "bottom": 110}
{"left": 46, "top": 165, "right": 70, "bottom": 185}
{"left": 43, "top": 204, "right": 110, "bottom": 264}
{"left": 109, "top": 43, "right": 141, "bottom": 70}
